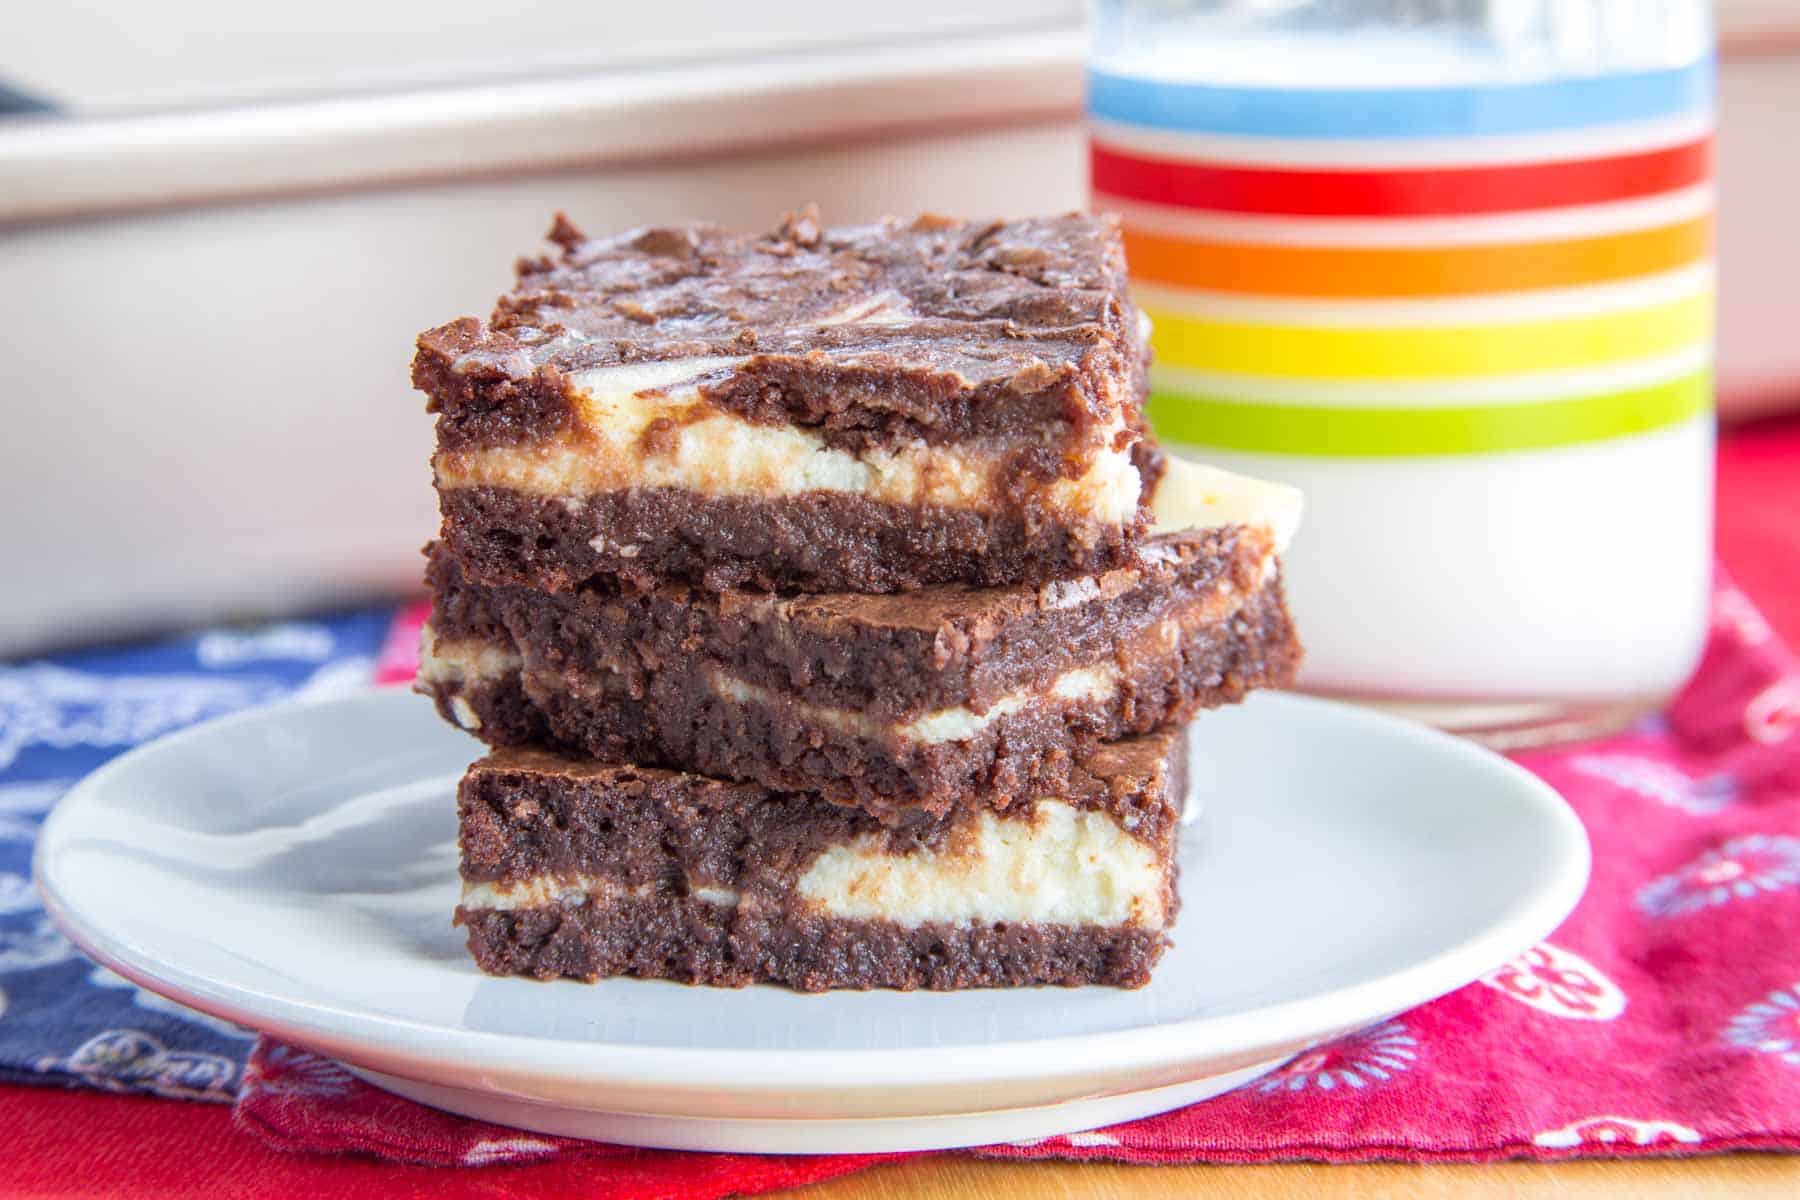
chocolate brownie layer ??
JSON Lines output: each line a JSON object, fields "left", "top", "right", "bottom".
{"left": 454, "top": 731, "right": 1184, "bottom": 991}
{"left": 460, "top": 903, "right": 1169, "bottom": 991}
{"left": 420, "top": 527, "right": 1299, "bottom": 818}
{"left": 436, "top": 483, "right": 1145, "bottom": 596}
{"left": 417, "top": 209, "right": 1155, "bottom": 594}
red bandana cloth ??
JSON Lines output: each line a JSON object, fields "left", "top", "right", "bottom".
{"left": 238, "top": 578, "right": 1800, "bottom": 1192}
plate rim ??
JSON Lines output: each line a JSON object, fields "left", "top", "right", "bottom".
{"left": 35, "top": 687, "right": 1590, "bottom": 1098}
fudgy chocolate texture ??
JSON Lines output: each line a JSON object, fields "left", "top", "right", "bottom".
{"left": 453, "top": 733, "right": 1182, "bottom": 990}
{"left": 460, "top": 902, "right": 1170, "bottom": 991}
{"left": 429, "top": 525, "right": 1269, "bottom": 715}
{"left": 459, "top": 732, "right": 1182, "bottom": 882}
{"left": 443, "top": 668, "right": 548, "bottom": 746}
{"left": 438, "top": 483, "right": 1143, "bottom": 596}
{"left": 422, "top": 533, "right": 1298, "bottom": 817}
{"left": 416, "top": 208, "right": 1155, "bottom": 595}
{"left": 416, "top": 209, "right": 1147, "bottom": 452}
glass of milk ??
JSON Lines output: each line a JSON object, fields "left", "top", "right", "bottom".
{"left": 1092, "top": 0, "right": 1716, "bottom": 748}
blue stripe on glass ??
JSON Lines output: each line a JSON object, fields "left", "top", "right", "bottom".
{"left": 1088, "top": 62, "right": 1712, "bottom": 139}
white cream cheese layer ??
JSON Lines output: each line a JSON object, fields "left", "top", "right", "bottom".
{"left": 416, "top": 624, "right": 521, "bottom": 685}
{"left": 1151, "top": 453, "right": 1304, "bottom": 552}
{"left": 432, "top": 356, "right": 1143, "bottom": 524}
{"left": 709, "top": 662, "right": 1123, "bottom": 747}
{"left": 460, "top": 802, "right": 1163, "bottom": 929}
{"left": 416, "top": 624, "right": 523, "bottom": 730}
{"left": 798, "top": 800, "right": 1164, "bottom": 928}
{"left": 462, "top": 876, "right": 741, "bottom": 910}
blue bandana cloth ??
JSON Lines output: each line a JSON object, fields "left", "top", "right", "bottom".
{"left": 0, "top": 608, "right": 398, "bottom": 1102}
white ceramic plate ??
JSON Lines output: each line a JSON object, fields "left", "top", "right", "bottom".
{"left": 36, "top": 689, "right": 1588, "bottom": 1153}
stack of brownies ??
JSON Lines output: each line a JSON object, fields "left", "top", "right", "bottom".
{"left": 412, "top": 208, "right": 1302, "bottom": 991}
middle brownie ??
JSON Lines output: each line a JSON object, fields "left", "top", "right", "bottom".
{"left": 420, "top": 524, "right": 1298, "bottom": 820}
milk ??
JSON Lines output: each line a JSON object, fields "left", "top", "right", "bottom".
{"left": 1092, "top": 1, "right": 1716, "bottom": 743}
{"left": 1187, "top": 419, "right": 1712, "bottom": 702}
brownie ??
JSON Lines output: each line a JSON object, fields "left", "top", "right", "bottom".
{"left": 409, "top": 205, "right": 1311, "bottom": 995}
{"left": 416, "top": 208, "right": 1156, "bottom": 595}
{"left": 418, "top": 526, "right": 1299, "bottom": 820}
{"left": 454, "top": 728, "right": 1186, "bottom": 991}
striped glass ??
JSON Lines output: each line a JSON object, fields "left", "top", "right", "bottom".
{"left": 1091, "top": 1, "right": 1716, "bottom": 747}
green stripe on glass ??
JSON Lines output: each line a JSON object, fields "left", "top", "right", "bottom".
{"left": 1147, "top": 370, "right": 1712, "bottom": 457}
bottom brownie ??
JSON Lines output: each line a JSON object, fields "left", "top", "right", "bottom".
{"left": 454, "top": 729, "right": 1187, "bottom": 991}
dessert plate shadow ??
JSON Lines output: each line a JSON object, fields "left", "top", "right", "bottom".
{"left": 35, "top": 689, "right": 1588, "bottom": 1154}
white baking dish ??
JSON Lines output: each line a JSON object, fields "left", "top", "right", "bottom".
{"left": 0, "top": 18, "right": 1084, "bottom": 653}
{"left": 0, "top": 8, "right": 1791, "bottom": 653}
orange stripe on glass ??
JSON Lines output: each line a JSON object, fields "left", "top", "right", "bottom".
{"left": 1121, "top": 216, "right": 1712, "bottom": 299}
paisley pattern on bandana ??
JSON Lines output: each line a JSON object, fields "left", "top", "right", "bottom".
{"left": 0, "top": 609, "right": 390, "bottom": 1099}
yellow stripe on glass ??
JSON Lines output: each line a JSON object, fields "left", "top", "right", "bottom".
{"left": 1142, "top": 289, "right": 1712, "bottom": 380}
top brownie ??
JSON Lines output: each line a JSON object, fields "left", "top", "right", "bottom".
{"left": 417, "top": 207, "right": 1156, "bottom": 594}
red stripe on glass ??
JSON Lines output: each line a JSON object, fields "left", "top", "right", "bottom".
{"left": 1088, "top": 136, "right": 1711, "bottom": 218}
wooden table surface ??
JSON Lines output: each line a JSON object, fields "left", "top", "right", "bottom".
{"left": 780, "top": 1153, "right": 1800, "bottom": 1198}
